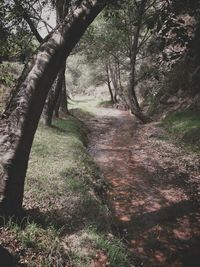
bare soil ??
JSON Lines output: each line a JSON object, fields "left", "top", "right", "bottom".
{"left": 87, "top": 107, "right": 200, "bottom": 267}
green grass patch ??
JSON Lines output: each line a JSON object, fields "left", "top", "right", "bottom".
{"left": 161, "top": 110, "right": 200, "bottom": 150}
{"left": 0, "top": 115, "right": 133, "bottom": 266}
{"left": 70, "top": 108, "right": 95, "bottom": 121}
{"left": 91, "top": 230, "right": 133, "bottom": 267}
{"left": 98, "top": 100, "right": 114, "bottom": 108}
{"left": 69, "top": 97, "right": 103, "bottom": 117}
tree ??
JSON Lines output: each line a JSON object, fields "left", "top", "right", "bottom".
{"left": 78, "top": 0, "right": 160, "bottom": 121}
{"left": 1, "top": 0, "right": 69, "bottom": 125}
{"left": 77, "top": 12, "right": 129, "bottom": 105}
{"left": 42, "top": 0, "right": 69, "bottom": 126}
{"left": 41, "top": 64, "right": 66, "bottom": 125}
{"left": 141, "top": 0, "right": 200, "bottom": 111}
{"left": 126, "top": 0, "right": 151, "bottom": 122}
{"left": 105, "top": 62, "right": 115, "bottom": 103}
{"left": 0, "top": 0, "right": 41, "bottom": 62}
{"left": 0, "top": 0, "right": 106, "bottom": 216}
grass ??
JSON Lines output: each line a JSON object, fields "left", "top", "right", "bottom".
{"left": 98, "top": 100, "right": 114, "bottom": 108}
{"left": 90, "top": 229, "right": 132, "bottom": 267}
{"left": 68, "top": 96, "right": 105, "bottom": 115}
{"left": 161, "top": 109, "right": 200, "bottom": 151}
{"left": 70, "top": 108, "right": 95, "bottom": 121}
{"left": 0, "top": 113, "right": 133, "bottom": 266}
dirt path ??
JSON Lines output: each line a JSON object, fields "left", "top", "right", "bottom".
{"left": 87, "top": 107, "right": 200, "bottom": 267}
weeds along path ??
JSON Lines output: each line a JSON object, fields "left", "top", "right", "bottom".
{"left": 86, "top": 105, "right": 200, "bottom": 267}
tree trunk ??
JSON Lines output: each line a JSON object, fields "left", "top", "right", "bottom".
{"left": 108, "top": 62, "right": 119, "bottom": 99}
{"left": 114, "top": 92, "right": 118, "bottom": 103}
{"left": 55, "top": 78, "right": 70, "bottom": 118}
{"left": 107, "top": 81, "right": 114, "bottom": 104}
{"left": 128, "top": 0, "right": 151, "bottom": 123}
{"left": 42, "top": 65, "right": 65, "bottom": 126}
{"left": 0, "top": 0, "right": 106, "bottom": 215}
{"left": 60, "top": 76, "right": 70, "bottom": 116}
{"left": 108, "top": 61, "right": 128, "bottom": 105}
{"left": 54, "top": 91, "right": 61, "bottom": 118}
{"left": 116, "top": 58, "right": 123, "bottom": 97}
{"left": 41, "top": 0, "right": 66, "bottom": 125}
{"left": 105, "top": 63, "right": 114, "bottom": 103}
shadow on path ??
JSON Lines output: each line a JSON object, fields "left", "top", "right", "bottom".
{"left": 0, "top": 245, "right": 18, "bottom": 267}
{"left": 87, "top": 108, "right": 200, "bottom": 267}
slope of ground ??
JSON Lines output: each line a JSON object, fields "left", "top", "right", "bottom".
{"left": 0, "top": 115, "right": 132, "bottom": 267}
{"left": 79, "top": 101, "right": 200, "bottom": 267}
{"left": 162, "top": 109, "right": 200, "bottom": 151}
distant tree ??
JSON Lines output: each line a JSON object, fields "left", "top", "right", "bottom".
{"left": 78, "top": 0, "right": 161, "bottom": 121}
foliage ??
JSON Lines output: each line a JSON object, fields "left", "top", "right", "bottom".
{"left": 66, "top": 53, "right": 108, "bottom": 96}
{"left": 162, "top": 109, "right": 200, "bottom": 150}
{"left": 0, "top": 62, "right": 23, "bottom": 112}
{"left": 135, "top": 0, "right": 200, "bottom": 116}
{"left": 0, "top": 0, "right": 43, "bottom": 61}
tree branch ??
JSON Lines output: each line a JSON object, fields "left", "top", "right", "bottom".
{"left": 13, "top": 0, "right": 43, "bottom": 43}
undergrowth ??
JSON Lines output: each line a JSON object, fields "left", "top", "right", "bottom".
{"left": 161, "top": 109, "right": 200, "bottom": 151}
{"left": 0, "top": 62, "right": 23, "bottom": 112}
{"left": 0, "top": 114, "right": 133, "bottom": 266}
{"left": 98, "top": 100, "right": 114, "bottom": 108}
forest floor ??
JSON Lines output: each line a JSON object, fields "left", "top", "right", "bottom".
{"left": 0, "top": 112, "right": 132, "bottom": 267}
{"left": 0, "top": 97, "right": 200, "bottom": 267}
{"left": 76, "top": 99, "right": 200, "bottom": 267}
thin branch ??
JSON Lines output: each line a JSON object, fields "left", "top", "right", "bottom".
{"left": 145, "top": 0, "right": 158, "bottom": 12}
{"left": 22, "top": 12, "right": 43, "bottom": 42}
{"left": 13, "top": 0, "right": 43, "bottom": 43}
{"left": 137, "top": 29, "right": 151, "bottom": 52}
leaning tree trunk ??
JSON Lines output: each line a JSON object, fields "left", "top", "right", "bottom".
{"left": 128, "top": 0, "right": 151, "bottom": 123}
{"left": 18, "top": 0, "right": 69, "bottom": 125}
{"left": 41, "top": 0, "right": 67, "bottom": 125}
{"left": 42, "top": 64, "right": 66, "bottom": 126}
{"left": 0, "top": 0, "right": 106, "bottom": 215}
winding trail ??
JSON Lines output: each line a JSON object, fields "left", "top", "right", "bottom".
{"left": 86, "top": 106, "right": 200, "bottom": 267}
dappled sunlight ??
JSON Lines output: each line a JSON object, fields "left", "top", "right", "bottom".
{"left": 88, "top": 107, "right": 200, "bottom": 267}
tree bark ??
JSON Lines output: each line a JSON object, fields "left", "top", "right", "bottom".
{"left": 60, "top": 77, "right": 69, "bottom": 116}
{"left": 55, "top": 77, "right": 70, "bottom": 118}
{"left": 128, "top": 0, "right": 151, "bottom": 123}
{"left": 105, "top": 63, "right": 114, "bottom": 103}
{"left": 18, "top": 0, "right": 68, "bottom": 124}
{"left": 114, "top": 92, "right": 118, "bottom": 103}
{"left": 41, "top": 0, "right": 67, "bottom": 125}
{"left": 41, "top": 65, "right": 65, "bottom": 126}
{"left": 54, "top": 92, "right": 61, "bottom": 118}
{"left": 116, "top": 58, "right": 123, "bottom": 97}
{"left": 108, "top": 61, "right": 119, "bottom": 99}
{"left": 0, "top": 0, "right": 106, "bottom": 215}
{"left": 108, "top": 61, "right": 128, "bottom": 105}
